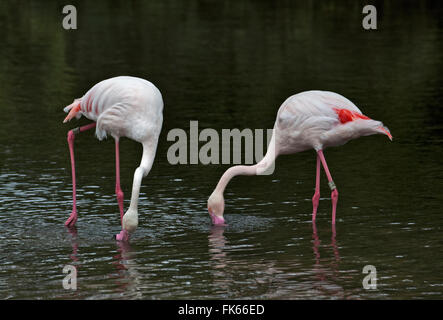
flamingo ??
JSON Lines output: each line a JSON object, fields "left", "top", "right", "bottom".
{"left": 207, "top": 90, "right": 392, "bottom": 225}
{"left": 63, "top": 76, "right": 163, "bottom": 241}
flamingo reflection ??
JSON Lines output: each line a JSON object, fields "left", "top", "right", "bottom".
{"left": 311, "top": 222, "right": 343, "bottom": 298}
{"left": 207, "top": 222, "right": 344, "bottom": 299}
{"left": 64, "top": 227, "right": 142, "bottom": 298}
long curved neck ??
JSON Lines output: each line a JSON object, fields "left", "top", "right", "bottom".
{"left": 214, "top": 133, "right": 277, "bottom": 195}
{"left": 128, "top": 141, "right": 157, "bottom": 212}
{"left": 214, "top": 165, "right": 256, "bottom": 194}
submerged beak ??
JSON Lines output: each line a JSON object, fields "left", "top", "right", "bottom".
{"left": 378, "top": 126, "right": 392, "bottom": 141}
{"left": 208, "top": 207, "right": 226, "bottom": 226}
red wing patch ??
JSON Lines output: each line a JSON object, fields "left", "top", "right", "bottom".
{"left": 333, "top": 108, "right": 370, "bottom": 124}
{"left": 85, "top": 95, "right": 92, "bottom": 112}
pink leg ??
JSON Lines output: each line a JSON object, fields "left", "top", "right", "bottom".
{"left": 312, "top": 154, "right": 321, "bottom": 222}
{"left": 317, "top": 150, "right": 339, "bottom": 225}
{"left": 65, "top": 123, "right": 96, "bottom": 227}
{"left": 115, "top": 139, "right": 125, "bottom": 225}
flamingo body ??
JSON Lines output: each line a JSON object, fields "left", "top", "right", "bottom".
{"left": 63, "top": 76, "right": 163, "bottom": 241}
{"left": 208, "top": 90, "right": 391, "bottom": 225}
{"left": 274, "top": 91, "right": 389, "bottom": 154}
{"left": 64, "top": 76, "right": 163, "bottom": 142}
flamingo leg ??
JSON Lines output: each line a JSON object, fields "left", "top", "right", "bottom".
{"left": 115, "top": 138, "right": 125, "bottom": 225}
{"left": 317, "top": 150, "right": 339, "bottom": 225}
{"left": 65, "top": 122, "right": 97, "bottom": 227}
{"left": 312, "top": 154, "right": 321, "bottom": 222}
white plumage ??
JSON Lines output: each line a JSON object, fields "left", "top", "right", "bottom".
{"left": 208, "top": 90, "right": 391, "bottom": 226}
{"left": 63, "top": 76, "right": 163, "bottom": 241}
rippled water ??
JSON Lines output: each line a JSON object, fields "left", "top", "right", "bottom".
{"left": 0, "top": 1, "right": 442, "bottom": 299}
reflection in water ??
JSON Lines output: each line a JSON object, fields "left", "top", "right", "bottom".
{"left": 208, "top": 226, "right": 230, "bottom": 293}
{"left": 208, "top": 225, "right": 280, "bottom": 298}
{"left": 66, "top": 226, "right": 79, "bottom": 263}
{"left": 0, "top": 0, "right": 442, "bottom": 299}
{"left": 208, "top": 223, "right": 345, "bottom": 299}
{"left": 112, "top": 241, "right": 143, "bottom": 299}
{"left": 311, "top": 223, "right": 344, "bottom": 299}
{"left": 64, "top": 227, "right": 142, "bottom": 299}
{"left": 63, "top": 226, "right": 81, "bottom": 299}
{"left": 312, "top": 223, "right": 340, "bottom": 266}
{"left": 208, "top": 226, "right": 228, "bottom": 263}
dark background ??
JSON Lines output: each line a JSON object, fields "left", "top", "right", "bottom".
{"left": 0, "top": 0, "right": 442, "bottom": 299}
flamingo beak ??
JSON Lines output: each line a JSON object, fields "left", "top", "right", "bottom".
{"left": 378, "top": 126, "right": 392, "bottom": 141}
{"left": 208, "top": 207, "right": 226, "bottom": 225}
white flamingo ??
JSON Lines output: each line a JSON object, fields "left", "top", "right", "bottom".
{"left": 63, "top": 76, "right": 163, "bottom": 241}
{"left": 208, "top": 90, "right": 392, "bottom": 225}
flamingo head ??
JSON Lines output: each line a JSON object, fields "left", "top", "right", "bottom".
{"left": 207, "top": 192, "right": 226, "bottom": 225}
{"left": 356, "top": 118, "right": 393, "bottom": 141}
{"left": 333, "top": 108, "right": 392, "bottom": 141}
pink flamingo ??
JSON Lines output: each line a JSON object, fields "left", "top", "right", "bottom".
{"left": 63, "top": 76, "right": 163, "bottom": 241}
{"left": 208, "top": 91, "right": 392, "bottom": 225}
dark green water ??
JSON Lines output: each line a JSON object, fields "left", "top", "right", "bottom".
{"left": 0, "top": 1, "right": 442, "bottom": 299}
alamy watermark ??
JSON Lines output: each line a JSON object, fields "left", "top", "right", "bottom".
{"left": 362, "top": 5, "right": 377, "bottom": 30}
{"left": 362, "top": 265, "right": 377, "bottom": 290}
{"left": 62, "top": 5, "right": 77, "bottom": 30}
{"left": 62, "top": 4, "right": 377, "bottom": 30}
{"left": 62, "top": 265, "right": 77, "bottom": 290}
{"left": 62, "top": 4, "right": 378, "bottom": 32}
{"left": 167, "top": 121, "right": 275, "bottom": 174}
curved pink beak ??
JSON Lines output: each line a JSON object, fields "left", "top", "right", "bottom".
{"left": 378, "top": 126, "right": 392, "bottom": 141}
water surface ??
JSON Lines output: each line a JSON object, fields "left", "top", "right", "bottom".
{"left": 0, "top": 1, "right": 442, "bottom": 299}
